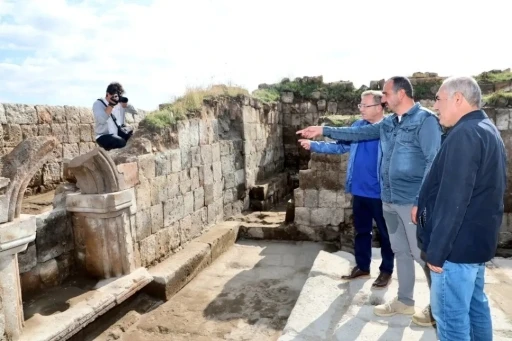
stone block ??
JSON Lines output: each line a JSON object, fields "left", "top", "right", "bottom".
{"left": 155, "top": 152, "right": 171, "bottom": 176}
{"left": 4, "top": 103, "right": 37, "bottom": 124}
{"left": 207, "top": 204, "right": 216, "bottom": 225}
{"left": 170, "top": 149, "right": 182, "bottom": 172}
{"left": 190, "top": 146, "right": 202, "bottom": 167}
{"left": 150, "top": 176, "right": 168, "bottom": 205}
{"left": 139, "top": 234, "right": 157, "bottom": 267}
{"left": 304, "top": 189, "right": 319, "bottom": 208}
{"left": 211, "top": 143, "right": 221, "bottom": 162}
{"left": 496, "top": 109, "right": 510, "bottom": 130}
{"left": 190, "top": 167, "right": 200, "bottom": 190}
{"left": 167, "top": 222, "right": 181, "bottom": 251}
{"left": 203, "top": 163, "right": 214, "bottom": 185}
{"left": 163, "top": 195, "right": 184, "bottom": 227}
{"left": 183, "top": 191, "right": 194, "bottom": 216}
{"left": 135, "top": 209, "right": 151, "bottom": 241}
{"left": 220, "top": 140, "right": 231, "bottom": 156}
{"left": 294, "top": 188, "right": 304, "bottom": 207}
{"left": 155, "top": 228, "right": 170, "bottom": 259}
{"left": 18, "top": 241, "right": 37, "bottom": 273}
{"left": 135, "top": 179, "right": 151, "bottom": 210}
{"left": 35, "top": 209, "right": 73, "bottom": 263}
{"left": 193, "top": 187, "right": 205, "bottom": 211}
{"left": 295, "top": 207, "right": 310, "bottom": 225}
{"left": 166, "top": 173, "right": 179, "bottom": 199}
{"left": 194, "top": 221, "right": 239, "bottom": 260}
{"left": 212, "top": 161, "right": 222, "bottom": 182}
{"left": 200, "top": 144, "right": 212, "bottom": 165}
{"left": 178, "top": 214, "right": 195, "bottom": 242}
{"left": 137, "top": 154, "right": 156, "bottom": 180}
{"left": 116, "top": 162, "right": 139, "bottom": 189}
{"left": 145, "top": 241, "right": 210, "bottom": 300}
{"left": 0, "top": 214, "right": 36, "bottom": 252}
{"left": 150, "top": 203, "right": 164, "bottom": 233}
{"left": 319, "top": 190, "right": 338, "bottom": 208}
{"left": 66, "top": 188, "right": 136, "bottom": 214}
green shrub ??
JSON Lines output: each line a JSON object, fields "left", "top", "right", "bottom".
{"left": 483, "top": 91, "right": 512, "bottom": 107}
{"left": 475, "top": 70, "right": 512, "bottom": 84}
{"left": 252, "top": 88, "right": 280, "bottom": 104}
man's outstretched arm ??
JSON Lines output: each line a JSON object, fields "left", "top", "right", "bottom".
{"left": 297, "top": 122, "right": 382, "bottom": 141}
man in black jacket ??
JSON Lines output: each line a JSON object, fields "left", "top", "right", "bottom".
{"left": 416, "top": 76, "right": 507, "bottom": 341}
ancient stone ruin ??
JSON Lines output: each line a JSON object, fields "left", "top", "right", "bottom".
{"left": 0, "top": 69, "right": 511, "bottom": 340}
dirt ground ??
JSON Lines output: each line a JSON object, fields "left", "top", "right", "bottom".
{"left": 91, "top": 240, "right": 334, "bottom": 341}
{"left": 21, "top": 190, "right": 55, "bottom": 215}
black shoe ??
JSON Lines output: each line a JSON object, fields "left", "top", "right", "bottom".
{"left": 341, "top": 266, "right": 370, "bottom": 280}
{"left": 372, "top": 272, "right": 392, "bottom": 289}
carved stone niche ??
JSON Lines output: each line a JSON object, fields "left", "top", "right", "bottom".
{"left": 0, "top": 136, "right": 59, "bottom": 341}
{"left": 65, "top": 148, "right": 139, "bottom": 279}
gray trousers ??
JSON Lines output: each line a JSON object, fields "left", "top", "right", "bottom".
{"left": 382, "top": 202, "right": 431, "bottom": 306}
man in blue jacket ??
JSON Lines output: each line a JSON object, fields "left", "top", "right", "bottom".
{"left": 299, "top": 90, "right": 394, "bottom": 289}
{"left": 416, "top": 76, "right": 507, "bottom": 341}
{"left": 297, "top": 76, "right": 443, "bottom": 327}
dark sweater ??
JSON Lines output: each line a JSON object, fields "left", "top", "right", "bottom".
{"left": 416, "top": 110, "right": 507, "bottom": 267}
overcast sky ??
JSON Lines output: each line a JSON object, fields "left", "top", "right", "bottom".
{"left": 1, "top": 0, "right": 511, "bottom": 110}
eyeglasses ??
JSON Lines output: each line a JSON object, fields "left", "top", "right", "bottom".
{"left": 358, "top": 103, "right": 381, "bottom": 109}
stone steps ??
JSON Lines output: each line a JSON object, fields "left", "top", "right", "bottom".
{"left": 249, "top": 173, "right": 289, "bottom": 211}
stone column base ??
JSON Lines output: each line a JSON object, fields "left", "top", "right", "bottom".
{"left": 66, "top": 189, "right": 136, "bottom": 279}
{"left": 0, "top": 214, "right": 37, "bottom": 341}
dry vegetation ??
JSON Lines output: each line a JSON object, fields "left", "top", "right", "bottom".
{"left": 140, "top": 84, "right": 249, "bottom": 130}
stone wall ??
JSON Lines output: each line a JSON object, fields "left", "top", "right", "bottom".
{"left": 293, "top": 153, "right": 351, "bottom": 242}
{"left": 18, "top": 207, "right": 75, "bottom": 297}
{"left": 0, "top": 103, "right": 147, "bottom": 195}
{"left": 126, "top": 97, "right": 286, "bottom": 267}
{"left": 281, "top": 93, "right": 358, "bottom": 171}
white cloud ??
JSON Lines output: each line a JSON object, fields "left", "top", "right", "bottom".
{"left": 0, "top": 0, "right": 511, "bottom": 110}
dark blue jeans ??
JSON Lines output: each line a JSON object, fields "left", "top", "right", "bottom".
{"left": 431, "top": 261, "right": 492, "bottom": 341}
{"left": 352, "top": 195, "right": 394, "bottom": 274}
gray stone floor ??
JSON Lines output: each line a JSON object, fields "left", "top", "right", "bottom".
{"left": 279, "top": 249, "right": 512, "bottom": 341}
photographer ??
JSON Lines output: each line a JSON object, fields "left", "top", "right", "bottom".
{"left": 92, "top": 82, "right": 134, "bottom": 151}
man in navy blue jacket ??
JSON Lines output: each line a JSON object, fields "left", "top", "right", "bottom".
{"left": 299, "top": 90, "right": 394, "bottom": 289}
{"left": 416, "top": 76, "right": 507, "bottom": 341}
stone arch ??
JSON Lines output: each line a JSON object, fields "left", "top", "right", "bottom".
{"left": 67, "top": 148, "right": 125, "bottom": 194}
{"left": 0, "top": 136, "right": 59, "bottom": 222}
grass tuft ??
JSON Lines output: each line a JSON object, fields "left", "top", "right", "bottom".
{"left": 483, "top": 91, "right": 512, "bottom": 107}
{"left": 140, "top": 84, "right": 249, "bottom": 130}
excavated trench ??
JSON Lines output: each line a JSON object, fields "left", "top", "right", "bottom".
{"left": 70, "top": 239, "right": 335, "bottom": 341}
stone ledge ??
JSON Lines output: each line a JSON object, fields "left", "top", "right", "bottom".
{"left": 0, "top": 214, "right": 36, "bottom": 253}
{"left": 19, "top": 267, "right": 152, "bottom": 341}
{"left": 65, "top": 188, "right": 136, "bottom": 214}
{"left": 238, "top": 222, "right": 325, "bottom": 242}
{"left": 145, "top": 221, "right": 240, "bottom": 301}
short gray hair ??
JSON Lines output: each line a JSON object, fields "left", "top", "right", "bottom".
{"left": 361, "top": 90, "right": 383, "bottom": 104}
{"left": 440, "top": 76, "right": 482, "bottom": 108}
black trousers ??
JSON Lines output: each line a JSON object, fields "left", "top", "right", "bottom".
{"left": 96, "top": 134, "right": 126, "bottom": 151}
